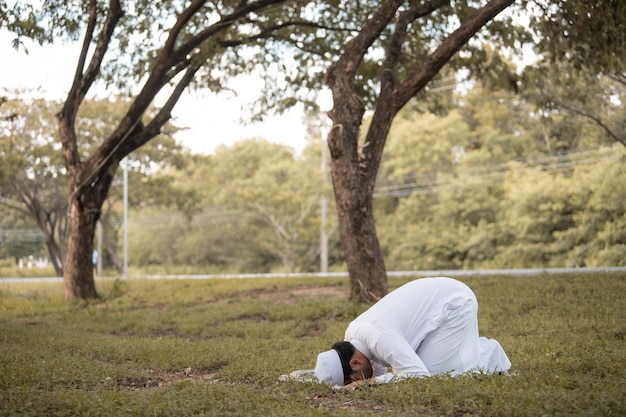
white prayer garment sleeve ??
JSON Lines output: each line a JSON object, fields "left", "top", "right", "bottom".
{"left": 367, "top": 330, "right": 431, "bottom": 383}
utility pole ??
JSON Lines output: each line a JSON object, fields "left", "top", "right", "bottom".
{"left": 320, "top": 127, "right": 328, "bottom": 273}
{"left": 96, "top": 220, "right": 102, "bottom": 277}
{"left": 123, "top": 157, "right": 128, "bottom": 278}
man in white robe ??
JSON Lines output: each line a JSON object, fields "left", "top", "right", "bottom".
{"left": 314, "top": 277, "right": 511, "bottom": 388}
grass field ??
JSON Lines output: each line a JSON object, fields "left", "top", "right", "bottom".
{"left": 0, "top": 273, "right": 624, "bottom": 416}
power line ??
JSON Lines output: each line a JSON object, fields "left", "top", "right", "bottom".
{"left": 374, "top": 148, "right": 617, "bottom": 198}
{"left": 376, "top": 147, "right": 615, "bottom": 187}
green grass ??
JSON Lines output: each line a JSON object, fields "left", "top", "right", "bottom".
{"left": 0, "top": 273, "right": 624, "bottom": 416}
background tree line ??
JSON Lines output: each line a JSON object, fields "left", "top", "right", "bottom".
{"left": 130, "top": 77, "right": 626, "bottom": 273}
{"left": 3, "top": 72, "right": 624, "bottom": 274}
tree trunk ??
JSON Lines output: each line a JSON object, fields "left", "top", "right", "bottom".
{"left": 323, "top": 1, "right": 408, "bottom": 303}
{"left": 44, "top": 235, "right": 65, "bottom": 277}
{"left": 63, "top": 186, "right": 100, "bottom": 300}
{"left": 326, "top": 81, "right": 389, "bottom": 303}
{"left": 330, "top": 156, "right": 388, "bottom": 302}
{"left": 104, "top": 234, "right": 123, "bottom": 274}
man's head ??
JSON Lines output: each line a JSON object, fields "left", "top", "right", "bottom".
{"left": 314, "top": 341, "right": 373, "bottom": 385}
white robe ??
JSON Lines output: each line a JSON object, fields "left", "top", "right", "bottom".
{"left": 344, "top": 277, "right": 511, "bottom": 383}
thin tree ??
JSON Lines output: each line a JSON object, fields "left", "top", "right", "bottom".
{"left": 0, "top": 96, "right": 67, "bottom": 275}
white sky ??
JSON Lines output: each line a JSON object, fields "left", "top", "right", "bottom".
{"left": 1, "top": 31, "right": 321, "bottom": 155}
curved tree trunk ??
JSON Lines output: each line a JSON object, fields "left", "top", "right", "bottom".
{"left": 325, "top": 67, "right": 390, "bottom": 303}
{"left": 60, "top": 156, "right": 117, "bottom": 300}
{"left": 329, "top": 153, "right": 389, "bottom": 302}
{"left": 325, "top": 0, "right": 515, "bottom": 303}
{"left": 323, "top": 1, "right": 406, "bottom": 303}
{"left": 103, "top": 233, "right": 123, "bottom": 274}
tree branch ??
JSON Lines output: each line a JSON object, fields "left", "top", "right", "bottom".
{"left": 174, "top": 0, "right": 287, "bottom": 61}
{"left": 135, "top": 64, "right": 202, "bottom": 152}
{"left": 59, "top": 0, "right": 123, "bottom": 175}
{"left": 393, "top": 0, "right": 515, "bottom": 112}
{"left": 67, "top": 0, "right": 96, "bottom": 111}
{"left": 106, "top": 0, "right": 287, "bottom": 152}
{"left": 362, "top": 0, "right": 449, "bottom": 188}
{"left": 328, "top": 0, "right": 404, "bottom": 82}
{"left": 607, "top": 72, "right": 626, "bottom": 87}
{"left": 557, "top": 101, "right": 626, "bottom": 148}
{"left": 64, "top": 0, "right": 123, "bottom": 116}
{"left": 383, "top": 0, "right": 449, "bottom": 86}
{"left": 162, "top": 0, "right": 207, "bottom": 57}
{"left": 73, "top": 0, "right": 292, "bottom": 202}
{"left": 219, "top": 19, "right": 352, "bottom": 57}
{"left": 76, "top": 0, "right": 123, "bottom": 103}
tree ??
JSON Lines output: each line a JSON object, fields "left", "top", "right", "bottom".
{"left": 4, "top": 0, "right": 316, "bottom": 299}
{"left": 324, "top": 0, "right": 518, "bottom": 301}
{"left": 0, "top": 94, "right": 192, "bottom": 276}
{"left": 0, "top": 95, "right": 67, "bottom": 275}
{"left": 217, "top": 139, "right": 325, "bottom": 272}
{"left": 162, "top": 139, "right": 336, "bottom": 274}
{"left": 79, "top": 99, "right": 196, "bottom": 274}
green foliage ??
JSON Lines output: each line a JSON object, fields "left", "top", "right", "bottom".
{"left": 218, "top": 141, "right": 325, "bottom": 272}
{"left": 2, "top": 78, "right": 624, "bottom": 276}
{"left": 529, "top": 0, "right": 626, "bottom": 73}
{"left": 372, "top": 76, "right": 626, "bottom": 271}
{"left": 128, "top": 138, "right": 340, "bottom": 274}
{"left": 0, "top": 2, "right": 50, "bottom": 49}
{"left": 0, "top": 94, "right": 67, "bottom": 273}
{"left": 0, "top": 273, "right": 624, "bottom": 416}
{"left": 520, "top": 61, "right": 625, "bottom": 149}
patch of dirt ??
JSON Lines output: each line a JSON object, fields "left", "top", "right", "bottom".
{"left": 310, "top": 395, "right": 391, "bottom": 414}
{"left": 181, "top": 284, "right": 348, "bottom": 307}
{"left": 299, "top": 324, "right": 325, "bottom": 340}
{"left": 113, "top": 366, "right": 223, "bottom": 391}
{"left": 114, "top": 375, "right": 167, "bottom": 390}
{"left": 289, "top": 286, "right": 346, "bottom": 298}
{"left": 264, "top": 285, "right": 347, "bottom": 306}
{"left": 149, "top": 326, "right": 180, "bottom": 338}
{"left": 231, "top": 284, "right": 345, "bottom": 301}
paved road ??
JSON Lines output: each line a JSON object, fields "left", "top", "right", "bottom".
{"left": 1, "top": 266, "right": 625, "bottom": 284}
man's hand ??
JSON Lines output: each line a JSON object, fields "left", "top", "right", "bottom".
{"left": 343, "top": 377, "right": 376, "bottom": 390}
